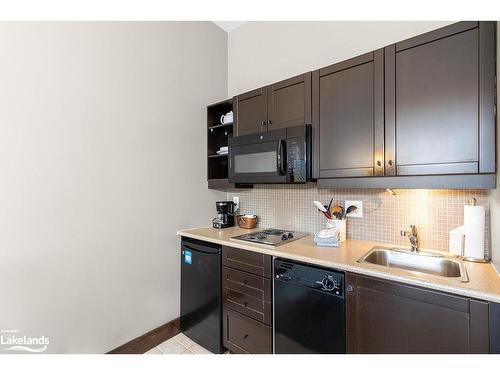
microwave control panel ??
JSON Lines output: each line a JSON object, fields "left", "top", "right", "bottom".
{"left": 287, "top": 137, "right": 306, "bottom": 183}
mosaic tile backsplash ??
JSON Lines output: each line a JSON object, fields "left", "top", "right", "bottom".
{"left": 227, "top": 184, "right": 490, "bottom": 256}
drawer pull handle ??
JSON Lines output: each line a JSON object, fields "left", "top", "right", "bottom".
{"left": 243, "top": 280, "right": 248, "bottom": 285}
{"left": 243, "top": 301, "right": 248, "bottom": 307}
{"left": 243, "top": 334, "right": 249, "bottom": 339}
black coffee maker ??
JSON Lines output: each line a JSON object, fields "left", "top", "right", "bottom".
{"left": 213, "top": 201, "right": 235, "bottom": 229}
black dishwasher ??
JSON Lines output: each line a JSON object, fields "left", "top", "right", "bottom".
{"left": 180, "top": 237, "right": 223, "bottom": 354}
{"left": 274, "top": 259, "right": 345, "bottom": 353}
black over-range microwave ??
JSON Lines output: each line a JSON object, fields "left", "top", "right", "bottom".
{"left": 228, "top": 125, "right": 311, "bottom": 184}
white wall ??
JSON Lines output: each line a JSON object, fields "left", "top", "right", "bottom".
{"left": 0, "top": 22, "right": 227, "bottom": 353}
{"left": 228, "top": 21, "right": 453, "bottom": 96}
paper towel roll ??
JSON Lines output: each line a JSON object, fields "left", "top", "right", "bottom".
{"left": 463, "top": 205, "right": 485, "bottom": 260}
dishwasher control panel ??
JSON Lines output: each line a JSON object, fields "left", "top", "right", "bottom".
{"left": 274, "top": 259, "right": 344, "bottom": 297}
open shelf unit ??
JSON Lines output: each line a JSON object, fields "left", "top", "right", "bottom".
{"left": 206, "top": 99, "right": 252, "bottom": 190}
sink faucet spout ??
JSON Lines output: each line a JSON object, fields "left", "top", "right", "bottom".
{"left": 401, "top": 225, "right": 419, "bottom": 253}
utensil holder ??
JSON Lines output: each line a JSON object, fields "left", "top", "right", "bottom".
{"left": 326, "top": 219, "right": 346, "bottom": 242}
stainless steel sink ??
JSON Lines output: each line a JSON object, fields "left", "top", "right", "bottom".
{"left": 358, "top": 247, "right": 468, "bottom": 282}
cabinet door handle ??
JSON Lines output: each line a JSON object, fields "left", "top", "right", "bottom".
{"left": 376, "top": 160, "right": 382, "bottom": 167}
{"left": 388, "top": 160, "right": 393, "bottom": 166}
{"left": 277, "top": 139, "right": 286, "bottom": 175}
{"left": 243, "top": 334, "right": 249, "bottom": 339}
{"left": 346, "top": 285, "right": 354, "bottom": 292}
{"left": 243, "top": 301, "right": 248, "bottom": 307}
{"left": 243, "top": 280, "right": 248, "bottom": 285}
{"left": 268, "top": 120, "right": 272, "bottom": 126}
{"left": 260, "top": 120, "right": 266, "bottom": 132}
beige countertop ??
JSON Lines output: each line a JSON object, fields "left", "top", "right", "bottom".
{"left": 177, "top": 226, "right": 500, "bottom": 304}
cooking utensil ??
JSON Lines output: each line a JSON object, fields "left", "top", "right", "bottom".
{"left": 236, "top": 214, "right": 258, "bottom": 229}
{"left": 313, "top": 201, "right": 332, "bottom": 219}
{"left": 326, "top": 198, "right": 333, "bottom": 213}
{"left": 344, "top": 205, "right": 358, "bottom": 219}
{"left": 330, "top": 205, "right": 344, "bottom": 220}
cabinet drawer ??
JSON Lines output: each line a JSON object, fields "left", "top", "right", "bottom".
{"left": 222, "top": 246, "right": 272, "bottom": 278}
{"left": 223, "top": 307, "right": 272, "bottom": 354}
{"left": 222, "top": 266, "right": 271, "bottom": 301}
{"left": 223, "top": 287, "right": 272, "bottom": 325}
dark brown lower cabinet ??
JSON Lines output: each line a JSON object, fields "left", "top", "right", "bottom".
{"left": 223, "top": 307, "right": 272, "bottom": 354}
{"left": 490, "top": 303, "right": 500, "bottom": 353}
{"left": 218, "top": 245, "right": 497, "bottom": 354}
{"left": 346, "top": 273, "right": 490, "bottom": 353}
{"left": 222, "top": 246, "right": 273, "bottom": 354}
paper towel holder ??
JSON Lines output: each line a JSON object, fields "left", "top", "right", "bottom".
{"left": 461, "top": 233, "right": 490, "bottom": 263}
{"left": 463, "top": 253, "right": 490, "bottom": 263}
{"left": 463, "top": 197, "right": 490, "bottom": 263}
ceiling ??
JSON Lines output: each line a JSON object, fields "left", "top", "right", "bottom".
{"left": 213, "top": 21, "right": 246, "bottom": 32}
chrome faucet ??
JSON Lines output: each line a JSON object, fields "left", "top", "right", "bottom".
{"left": 401, "top": 225, "right": 419, "bottom": 253}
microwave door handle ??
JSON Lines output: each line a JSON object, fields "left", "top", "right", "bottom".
{"left": 277, "top": 140, "right": 286, "bottom": 175}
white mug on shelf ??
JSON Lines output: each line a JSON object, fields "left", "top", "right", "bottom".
{"left": 220, "top": 111, "right": 233, "bottom": 124}
{"left": 327, "top": 219, "right": 347, "bottom": 242}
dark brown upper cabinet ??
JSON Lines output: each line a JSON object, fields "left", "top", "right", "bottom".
{"left": 346, "top": 273, "right": 490, "bottom": 354}
{"left": 234, "top": 73, "right": 312, "bottom": 136}
{"left": 312, "top": 50, "right": 384, "bottom": 179}
{"left": 233, "top": 87, "right": 268, "bottom": 136}
{"left": 384, "top": 21, "right": 496, "bottom": 177}
{"left": 227, "top": 21, "right": 496, "bottom": 189}
{"left": 316, "top": 21, "right": 496, "bottom": 189}
{"left": 267, "top": 73, "right": 312, "bottom": 130}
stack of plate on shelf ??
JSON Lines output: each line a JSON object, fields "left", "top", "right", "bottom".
{"left": 216, "top": 146, "right": 228, "bottom": 155}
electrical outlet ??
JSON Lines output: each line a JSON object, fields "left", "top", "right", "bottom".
{"left": 345, "top": 200, "right": 363, "bottom": 218}
{"left": 232, "top": 196, "right": 240, "bottom": 212}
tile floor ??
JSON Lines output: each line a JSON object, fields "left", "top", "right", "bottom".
{"left": 145, "top": 333, "right": 213, "bottom": 354}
